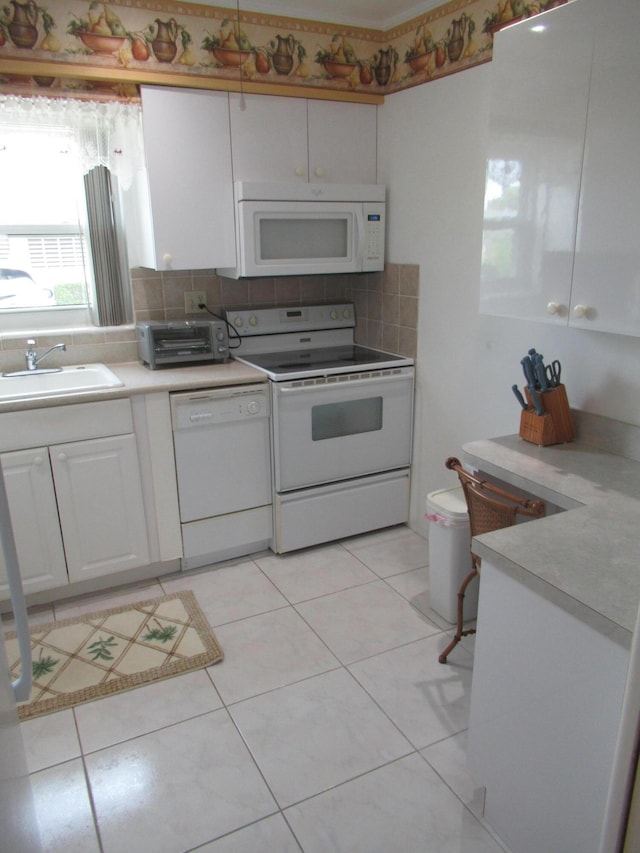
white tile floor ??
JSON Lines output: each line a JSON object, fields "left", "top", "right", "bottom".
{"left": 13, "top": 525, "right": 511, "bottom": 853}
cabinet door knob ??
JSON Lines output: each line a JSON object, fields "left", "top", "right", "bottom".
{"left": 33, "top": 455, "right": 43, "bottom": 466}
{"left": 294, "top": 166, "right": 305, "bottom": 177}
{"left": 573, "top": 304, "right": 587, "bottom": 319}
{"left": 547, "top": 301, "right": 559, "bottom": 315}
{"left": 58, "top": 452, "right": 67, "bottom": 463}
{"left": 162, "top": 253, "right": 173, "bottom": 269}
{"left": 314, "top": 166, "right": 324, "bottom": 178}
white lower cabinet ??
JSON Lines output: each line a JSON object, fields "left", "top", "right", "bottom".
{"left": 50, "top": 434, "right": 150, "bottom": 583}
{"left": 0, "top": 401, "right": 150, "bottom": 599}
{"left": 468, "top": 561, "right": 629, "bottom": 853}
{"left": 0, "top": 448, "right": 67, "bottom": 595}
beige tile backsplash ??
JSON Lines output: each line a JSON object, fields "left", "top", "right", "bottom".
{"left": 0, "top": 263, "right": 419, "bottom": 372}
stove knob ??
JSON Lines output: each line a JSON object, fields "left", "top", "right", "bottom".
{"left": 330, "top": 309, "right": 338, "bottom": 320}
{"left": 216, "top": 331, "right": 226, "bottom": 341}
{"left": 342, "top": 307, "right": 351, "bottom": 319}
{"left": 249, "top": 315, "right": 258, "bottom": 327}
{"left": 233, "top": 316, "right": 243, "bottom": 328}
{"left": 247, "top": 400, "right": 260, "bottom": 415}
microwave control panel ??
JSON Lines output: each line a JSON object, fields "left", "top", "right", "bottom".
{"left": 363, "top": 203, "right": 385, "bottom": 270}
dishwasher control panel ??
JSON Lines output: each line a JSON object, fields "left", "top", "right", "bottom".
{"left": 170, "top": 384, "right": 269, "bottom": 430}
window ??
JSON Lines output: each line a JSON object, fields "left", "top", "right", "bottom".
{"left": 0, "top": 96, "right": 145, "bottom": 330}
{"left": 0, "top": 127, "right": 91, "bottom": 318}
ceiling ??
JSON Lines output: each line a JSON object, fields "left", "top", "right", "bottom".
{"left": 228, "top": 0, "right": 444, "bottom": 30}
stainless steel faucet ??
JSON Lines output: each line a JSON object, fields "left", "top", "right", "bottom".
{"left": 25, "top": 339, "right": 66, "bottom": 371}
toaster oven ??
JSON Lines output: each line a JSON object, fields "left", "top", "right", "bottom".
{"left": 136, "top": 320, "right": 229, "bottom": 369}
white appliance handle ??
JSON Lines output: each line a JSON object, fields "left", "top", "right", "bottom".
{"left": 277, "top": 372, "right": 413, "bottom": 394}
{"left": 354, "top": 206, "right": 364, "bottom": 268}
{"left": 0, "top": 466, "right": 31, "bottom": 703}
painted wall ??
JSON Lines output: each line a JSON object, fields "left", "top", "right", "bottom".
{"left": 378, "top": 64, "right": 640, "bottom": 536}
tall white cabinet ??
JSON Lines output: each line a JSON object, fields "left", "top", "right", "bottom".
{"left": 479, "top": 0, "right": 640, "bottom": 337}
{"left": 140, "top": 86, "right": 236, "bottom": 271}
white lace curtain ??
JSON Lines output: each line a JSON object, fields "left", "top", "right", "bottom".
{"left": 0, "top": 95, "right": 144, "bottom": 190}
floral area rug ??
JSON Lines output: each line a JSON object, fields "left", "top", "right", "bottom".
{"left": 5, "top": 591, "right": 223, "bottom": 720}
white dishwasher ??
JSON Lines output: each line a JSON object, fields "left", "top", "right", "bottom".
{"left": 170, "top": 384, "right": 273, "bottom": 569}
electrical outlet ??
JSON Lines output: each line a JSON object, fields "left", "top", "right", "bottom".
{"left": 185, "top": 291, "right": 206, "bottom": 314}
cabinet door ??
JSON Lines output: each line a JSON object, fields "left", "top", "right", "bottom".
{"left": 307, "top": 100, "right": 377, "bottom": 184}
{"left": 50, "top": 434, "right": 150, "bottom": 583}
{"left": 570, "top": 0, "right": 640, "bottom": 335}
{"left": 479, "top": 1, "right": 595, "bottom": 323}
{"left": 0, "top": 449, "right": 67, "bottom": 598}
{"left": 141, "top": 86, "right": 235, "bottom": 270}
{"left": 230, "top": 95, "right": 378, "bottom": 185}
{"left": 230, "top": 94, "right": 309, "bottom": 182}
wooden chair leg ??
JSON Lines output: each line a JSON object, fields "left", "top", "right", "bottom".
{"left": 438, "top": 567, "right": 478, "bottom": 664}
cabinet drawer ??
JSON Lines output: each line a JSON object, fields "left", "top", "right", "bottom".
{"left": 0, "top": 399, "right": 133, "bottom": 452}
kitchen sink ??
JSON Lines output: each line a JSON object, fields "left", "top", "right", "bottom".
{"left": 0, "top": 364, "right": 124, "bottom": 402}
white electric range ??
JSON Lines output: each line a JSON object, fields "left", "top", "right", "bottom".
{"left": 227, "top": 303, "right": 415, "bottom": 553}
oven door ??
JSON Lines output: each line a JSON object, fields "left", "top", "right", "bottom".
{"left": 272, "top": 368, "right": 414, "bottom": 492}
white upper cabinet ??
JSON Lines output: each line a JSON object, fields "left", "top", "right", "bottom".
{"left": 307, "top": 100, "right": 377, "bottom": 184}
{"left": 140, "top": 85, "right": 236, "bottom": 271}
{"left": 480, "top": 0, "right": 640, "bottom": 337}
{"left": 230, "top": 94, "right": 377, "bottom": 184}
{"left": 570, "top": 0, "right": 640, "bottom": 335}
{"left": 230, "top": 94, "right": 309, "bottom": 182}
{"left": 479, "top": 0, "right": 594, "bottom": 324}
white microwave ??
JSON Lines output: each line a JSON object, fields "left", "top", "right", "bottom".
{"left": 217, "top": 182, "right": 385, "bottom": 279}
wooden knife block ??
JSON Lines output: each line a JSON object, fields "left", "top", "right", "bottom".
{"left": 520, "top": 384, "right": 575, "bottom": 446}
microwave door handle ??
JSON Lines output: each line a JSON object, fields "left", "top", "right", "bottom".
{"left": 354, "top": 207, "right": 364, "bottom": 266}
{"left": 0, "top": 466, "right": 32, "bottom": 703}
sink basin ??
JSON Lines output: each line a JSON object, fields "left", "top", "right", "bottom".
{"left": 0, "top": 364, "right": 124, "bottom": 402}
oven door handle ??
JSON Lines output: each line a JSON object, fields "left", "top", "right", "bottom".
{"left": 276, "top": 373, "right": 413, "bottom": 394}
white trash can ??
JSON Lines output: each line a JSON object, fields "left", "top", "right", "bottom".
{"left": 425, "top": 486, "right": 478, "bottom": 623}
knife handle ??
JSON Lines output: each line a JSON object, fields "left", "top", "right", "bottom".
{"left": 527, "top": 386, "right": 545, "bottom": 416}
{"left": 512, "top": 384, "right": 527, "bottom": 410}
{"left": 533, "top": 356, "right": 549, "bottom": 391}
{"left": 521, "top": 356, "right": 537, "bottom": 389}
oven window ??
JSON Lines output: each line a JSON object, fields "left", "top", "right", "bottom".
{"left": 311, "top": 397, "right": 383, "bottom": 441}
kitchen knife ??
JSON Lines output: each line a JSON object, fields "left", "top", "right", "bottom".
{"left": 533, "top": 354, "right": 550, "bottom": 392}
{"left": 520, "top": 357, "right": 545, "bottom": 415}
{"left": 512, "top": 384, "right": 527, "bottom": 410}
{"left": 527, "top": 385, "right": 545, "bottom": 416}
{"left": 520, "top": 356, "right": 537, "bottom": 389}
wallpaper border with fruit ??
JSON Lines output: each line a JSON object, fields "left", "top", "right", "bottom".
{"left": 0, "top": 0, "right": 567, "bottom": 102}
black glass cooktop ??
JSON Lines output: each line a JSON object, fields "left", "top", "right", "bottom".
{"left": 241, "top": 345, "right": 407, "bottom": 375}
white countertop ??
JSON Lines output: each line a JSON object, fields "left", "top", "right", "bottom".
{"left": 0, "top": 360, "right": 267, "bottom": 413}
{"left": 462, "top": 436, "right": 640, "bottom": 645}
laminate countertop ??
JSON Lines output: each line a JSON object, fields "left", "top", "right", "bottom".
{"left": 462, "top": 436, "right": 640, "bottom": 645}
{"left": 0, "top": 360, "right": 267, "bottom": 413}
